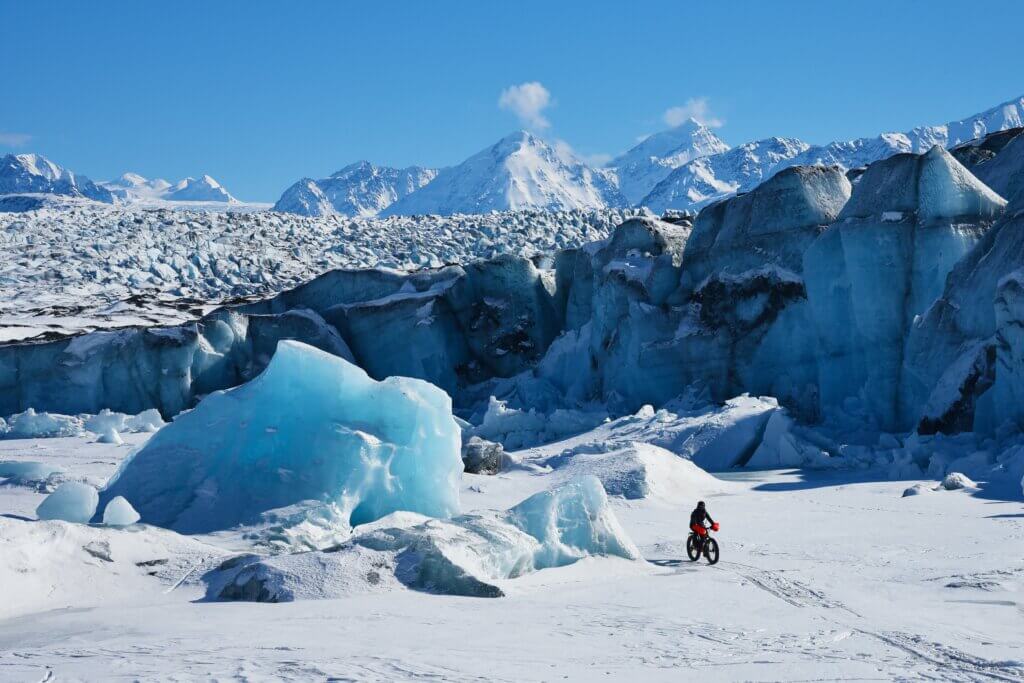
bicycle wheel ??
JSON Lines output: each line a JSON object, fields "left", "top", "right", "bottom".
{"left": 686, "top": 534, "right": 700, "bottom": 561}
{"left": 704, "top": 538, "right": 720, "bottom": 565}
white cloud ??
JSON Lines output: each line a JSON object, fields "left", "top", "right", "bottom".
{"left": 663, "top": 97, "right": 723, "bottom": 128}
{"left": 0, "top": 132, "right": 32, "bottom": 147}
{"left": 498, "top": 82, "right": 552, "bottom": 130}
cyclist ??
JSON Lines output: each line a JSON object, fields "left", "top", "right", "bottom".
{"left": 689, "top": 501, "right": 716, "bottom": 546}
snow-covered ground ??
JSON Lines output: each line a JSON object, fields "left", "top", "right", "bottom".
{"left": 0, "top": 205, "right": 640, "bottom": 340}
{"left": 1, "top": 414, "right": 1021, "bottom": 681}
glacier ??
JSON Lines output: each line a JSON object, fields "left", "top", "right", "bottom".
{"left": 95, "top": 341, "right": 463, "bottom": 533}
{"left": 1, "top": 114, "right": 1023, "bottom": 502}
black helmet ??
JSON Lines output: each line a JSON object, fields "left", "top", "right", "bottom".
{"left": 697, "top": 501, "right": 705, "bottom": 508}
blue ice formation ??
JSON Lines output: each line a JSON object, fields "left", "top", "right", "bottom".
{"left": 95, "top": 340, "right": 462, "bottom": 533}
{"left": 36, "top": 482, "right": 99, "bottom": 523}
{"left": 207, "top": 475, "right": 640, "bottom": 601}
{"left": 101, "top": 496, "right": 140, "bottom": 526}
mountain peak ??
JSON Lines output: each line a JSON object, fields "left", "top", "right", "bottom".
{"left": 380, "top": 132, "right": 625, "bottom": 216}
{"left": 609, "top": 120, "right": 730, "bottom": 204}
{"left": 0, "top": 152, "right": 112, "bottom": 203}
{"left": 276, "top": 162, "right": 439, "bottom": 217}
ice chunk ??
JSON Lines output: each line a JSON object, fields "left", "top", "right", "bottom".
{"left": 206, "top": 476, "right": 640, "bottom": 602}
{"left": 96, "top": 427, "right": 123, "bottom": 445}
{"left": 2, "top": 409, "right": 84, "bottom": 439}
{"left": 902, "top": 483, "right": 936, "bottom": 497}
{"left": 101, "top": 496, "right": 140, "bottom": 526}
{"left": 542, "top": 442, "right": 734, "bottom": 501}
{"left": 124, "top": 409, "right": 165, "bottom": 432}
{"left": 36, "top": 482, "right": 99, "bottom": 523}
{"left": 941, "top": 472, "right": 977, "bottom": 490}
{"left": 672, "top": 395, "right": 779, "bottom": 470}
{"left": 96, "top": 340, "right": 463, "bottom": 533}
{"left": 508, "top": 475, "right": 640, "bottom": 568}
{"left": 83, "top": 409, "right": 126, "bottom": 436}
{"left": 461, "top": 436, "right": 505, "bottom": 474}
{"left": 745, "top": 409, "right": 827, "bottom": 468}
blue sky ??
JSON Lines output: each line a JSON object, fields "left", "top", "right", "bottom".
{"left": 2, "top": 1, "right": 1022, "bottom": 201}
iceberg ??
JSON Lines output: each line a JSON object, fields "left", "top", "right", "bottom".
{"left": 36, "top": 482, "right": 99, "bottom": 523}
{"left": 96, "top": 340, "right": 463, "bottom": 533}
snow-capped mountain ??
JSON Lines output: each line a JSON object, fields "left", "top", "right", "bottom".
{"left": 382, "top": 131, "right": 627, "bottom": 216}
{"left": 642, "top": 137, "right": 810, "bottom": 213}
{"left": 105, "top": 173, "right": 236, "bottom": 203}
{"left": 644, "top": 94, "right": 1024, "bottom": 213}
{"left": 0, "top": 153, "right": 112, "bottom": 203}
{"left": 104, "top": 173, "right": 173, "bottom": 201}
{"left": 908, "top": 94, "right": 1024, "bottom": 151}
{"left": 273, "top": 178, "right": 335, "bottom": 217}
{"left": 274, "top": 162, "right": 438, "bottom": 217}
{"left": 163, "top": 175, "right": 236, "bottom": 203}
{"left": 609, "top": 119, "right": 730, "bottom": 204}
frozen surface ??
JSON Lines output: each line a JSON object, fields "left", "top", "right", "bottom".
{"left": 1, "top": 428, "right": 1023, "bottom": 680}
{"left": 35, "top": 481, "right": 98, "bottom": 523}
{"left": 97, "top": 341, "right": 463, "bottom": 533}
{"left": 0, "top": 460, "right": 64, "bottom": 489}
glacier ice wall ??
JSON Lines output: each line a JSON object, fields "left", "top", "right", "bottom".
{"left": 0, "top": 307, "right": 352, "bottom": 418}
{"left": 95, "top": 341, "right": 463, "bottom": 533}
{"left": 804, "top": 147, "right": 1005, "bottom": 430}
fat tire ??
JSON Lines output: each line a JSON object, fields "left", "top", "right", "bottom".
{"left": 686, "top": 534, "right": 700, "bottom": 561}
{"left": 704, "top": 538, "right": 720, "bottom": 565}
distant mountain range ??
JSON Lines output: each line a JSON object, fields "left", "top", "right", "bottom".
{"left": 4, "top": 94, "right": 1023, "bottom": 216}
{"left": 642, "top": 94, "right": 1024, "bottom": 213}
{"left": 103, "top": 173, "right": 237, "bottom": 204}
{"left": 274, "top": 161, "right": 437, "bottom": 217}
{"left": 0, "top": 154, "right": 113, "bottom": 203}
{"left": 276, "top": 94, "right": 1024, "bottom": 217}
{"left": 0, "top": 155, "right": 240, "bottom": 209}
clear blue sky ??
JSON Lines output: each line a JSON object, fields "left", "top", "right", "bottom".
{"left": 2, "top": 1, "right": 1022, "bottom": 201}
